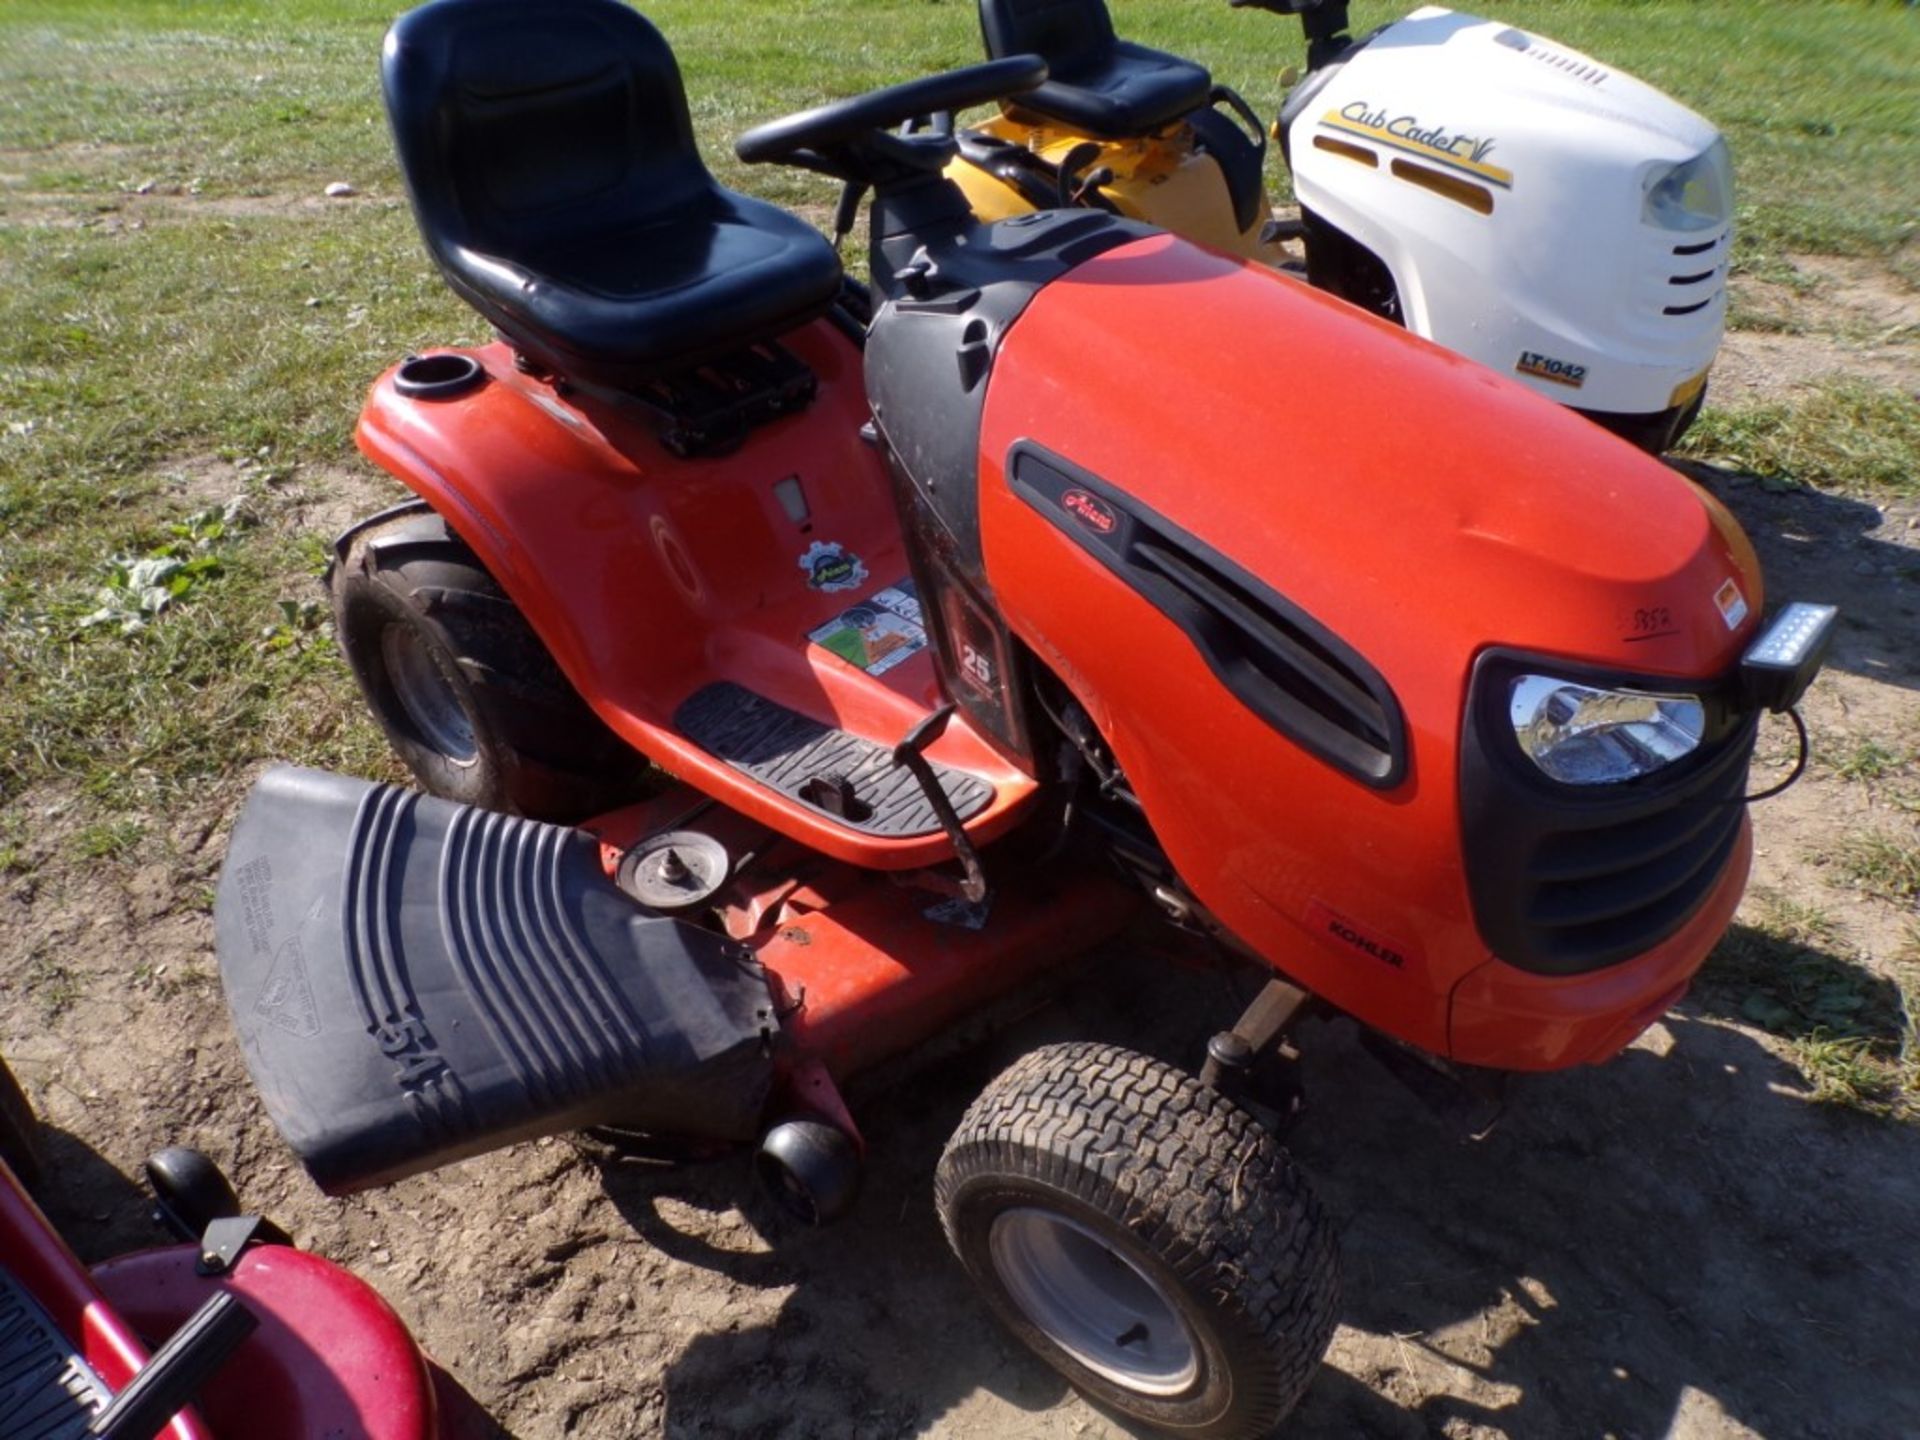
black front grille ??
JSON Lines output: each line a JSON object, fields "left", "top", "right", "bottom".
{"left": 0, "top": 1269, "right": 109, "bottom": 1440}
{"left": 1460, "top": 652, "right": 1757, "bottom": 976}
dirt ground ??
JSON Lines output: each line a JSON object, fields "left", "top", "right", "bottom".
{"left": 4, "top": 264, "right": 1918, "bottom": 1439}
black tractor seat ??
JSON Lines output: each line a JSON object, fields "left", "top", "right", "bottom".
{"left": 382, "top": 0, "right": 843, "bottom": 391}
{"left": 979, "top": 0, "right": 1212, "bottom": 137}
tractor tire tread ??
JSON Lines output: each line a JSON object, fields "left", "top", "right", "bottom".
{"left": 330, "top": 504, "right": 642, "bottom": 819}
{"left": 935, "top": 1042, "right": 1338, "bottom": 1439}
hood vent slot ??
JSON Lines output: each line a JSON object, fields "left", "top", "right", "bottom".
{"left": 1131, "top": 539, "right": 1399, "bottom": 776}
{"left": 1009, "top": 442, "right": 1406, "bottom": 788}
{"left": 1518, "top": 42, "right": 1609, "bottom": 86}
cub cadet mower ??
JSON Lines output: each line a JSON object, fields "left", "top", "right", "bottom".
{"left": 947, "top": 0, "right": 1732, "bottom": 452}
{"left": 0, "top": 1054, "right": 487, "bottom": 1439}
{"left": 210, "top": 2, "right": 1833, "bottom": 1435}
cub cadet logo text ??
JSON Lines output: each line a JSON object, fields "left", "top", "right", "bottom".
{"left": 1320, "top": 102, "right": 1514, "bottom": 188}
{"left": 1060, "top": 488, "right": 1117, "bottom": 534}
{"left": 1516, "top": 351, "right": 1587, "bottom": 388}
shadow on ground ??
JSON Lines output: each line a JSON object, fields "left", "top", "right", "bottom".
{"left": 31, "top": 1121, "right": 160, "bottom": 1261}
{"left": 1676, "top": 458, "right": 1920, "bottom": 693}
{"left": 584, "top": 927, "right": 1920, "bottom": 1438}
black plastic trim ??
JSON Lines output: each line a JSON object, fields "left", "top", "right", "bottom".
{"left": 866, "top": 208, "right": 1152, "bottom": 586}
{"left": 1008, "top": 441, "right": 1406, "bottom": 789}
{"left": 674, "top": 681, "right": 994, "bottom": 835}
{"left": 0, "top": 1269, "right": 109, "bottom": 1439}
{"left": 1575, "top": 382, "right": 1707, "bottom": 454}
{"left": 216, "top": 766, "right": 778, "bottom": 1194}
{"left": 393, "top": 351, "right": 485, "bottom": 400}
{"left": 89, "top": 1293, "right": 257, "bottom": 1440}
{"left": 954, "top": 130, "right": 1063, "bottom": 212}
{"left": 1459, "top": 648, "right": 1757, "bottom": 976}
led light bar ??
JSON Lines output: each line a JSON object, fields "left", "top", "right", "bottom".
{"left": 1739, "top": 602, "right": 1837, "bottom": 713}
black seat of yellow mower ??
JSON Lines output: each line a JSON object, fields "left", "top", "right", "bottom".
{"left": 979, "top": 0, "right": 1212, "bottom": 137}
{"left": 382, "top": 0, "right": 842, "bottom": 389}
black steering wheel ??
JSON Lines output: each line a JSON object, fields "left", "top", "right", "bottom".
{"left": 735, "top": 56, "right": 1046, "bottom": 169}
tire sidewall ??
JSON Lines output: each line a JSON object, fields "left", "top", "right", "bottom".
{"left": 333, "top": 568, "right": 509, "bottom": 809}
{"left": 945, "top": 1167, "right": 1267, "bottom": 1434}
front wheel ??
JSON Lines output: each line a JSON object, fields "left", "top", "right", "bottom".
{"left": 935, "top": 1042, "right": 1338, "bottom": 1439}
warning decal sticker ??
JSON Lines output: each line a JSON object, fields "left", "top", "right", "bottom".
{"left": 1714, "top": 578, "right": 1749, "bottom": 632}
{"left": 808, "top": 580, "right": 927, "bottom": 676}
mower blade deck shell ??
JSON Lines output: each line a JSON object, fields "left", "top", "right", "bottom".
{"left": 216, "top": 766, "right": 776, "bottom": 1194}
{"left": 91, "top": 1245, "right": 441, "bottom": 1440}
{"left": 587, "top": 786, "right": 1143, "bottom": 1087}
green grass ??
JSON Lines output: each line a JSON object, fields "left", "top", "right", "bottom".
{"left": 1833, "top": 738, "right": 1907, "bottom": 784}
{"left": 0, "top": 5, "right": 1914, "bottom": 821}
{"left": 71, "top": 816, "right": 144, "bottom": 860}
{"left": 1835, "top": 831, "right": 1920, "bottom": 903}
{"left": 1676, "top": 379, "right": 1920, "bottom": 500}
{"left": 1704, "top": 892, "right": 1918, "bottom": 1119}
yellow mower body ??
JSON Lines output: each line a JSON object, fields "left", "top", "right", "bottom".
{"left": 945, "top": 111, "right": 1287, "bottom": 265}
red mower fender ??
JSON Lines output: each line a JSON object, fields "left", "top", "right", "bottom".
{"left": 1447, "top": 818, "right": 1752, "bottom": 1069}
{"left": 91, "top": 1245, "right": 444, "bottom": 1440}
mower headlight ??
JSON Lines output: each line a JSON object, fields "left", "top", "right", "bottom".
{"left": 1644, "top": 139, "right": 1732, "bottom": 232}
{"left": 1509, "top": 675, "right": 1705, "bottom": 785}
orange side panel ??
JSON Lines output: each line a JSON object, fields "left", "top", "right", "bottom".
{"left": 589, "top": 788, "right": 1140, "bottom": 1085}
{"left": 355, "top": 323, "right": 1036, "bottom": 870}
{"left": 977, "top": 236, "right": 1758, "bottom": 1060}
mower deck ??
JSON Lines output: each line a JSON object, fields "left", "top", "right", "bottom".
{"left": 588, "top": 784, "right": 1139, "bottom": 1088}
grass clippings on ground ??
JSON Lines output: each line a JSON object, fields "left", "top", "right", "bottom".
{"left": 1677, "top": 379, "right": 1920, "bottom": 500}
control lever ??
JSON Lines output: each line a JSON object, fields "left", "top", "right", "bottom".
{"left": 890, "top": 706, "right": 988, "bottom": 903}
{"left": 832, "top": 180, "right": 868, "bottom": 244}
{"left": 1056, "top": 142, "right": 1114, "bottom": 208}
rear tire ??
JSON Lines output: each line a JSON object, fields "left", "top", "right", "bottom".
{"left": 330, "top": 502, "right": 642, "bottom": 820}
{"left": 0, "top": 1056, "right": 43, "bottom": 1189}
{"left": 935, "top": 1042, "right": 1338, "bottom": 1440}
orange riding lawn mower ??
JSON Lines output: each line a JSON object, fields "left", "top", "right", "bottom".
{"left": 208, "top": 1, "right": 1835, "bottom": 1435}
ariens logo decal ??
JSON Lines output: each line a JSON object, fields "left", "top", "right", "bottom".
{"left": 798, "top": 540, "right": 868, "bottom": 594}
{"left": 1306, "top": 900, "right": 1412, "bottom": 970}
{"left": 1060, "top": 488, "right": 1117, "bottom": 535}
{"left": 1318, "top": 102, "right": 1513, "bottom": 188}
{"left": 1516, "top": 351, "right": 1588, "bottom": 388}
